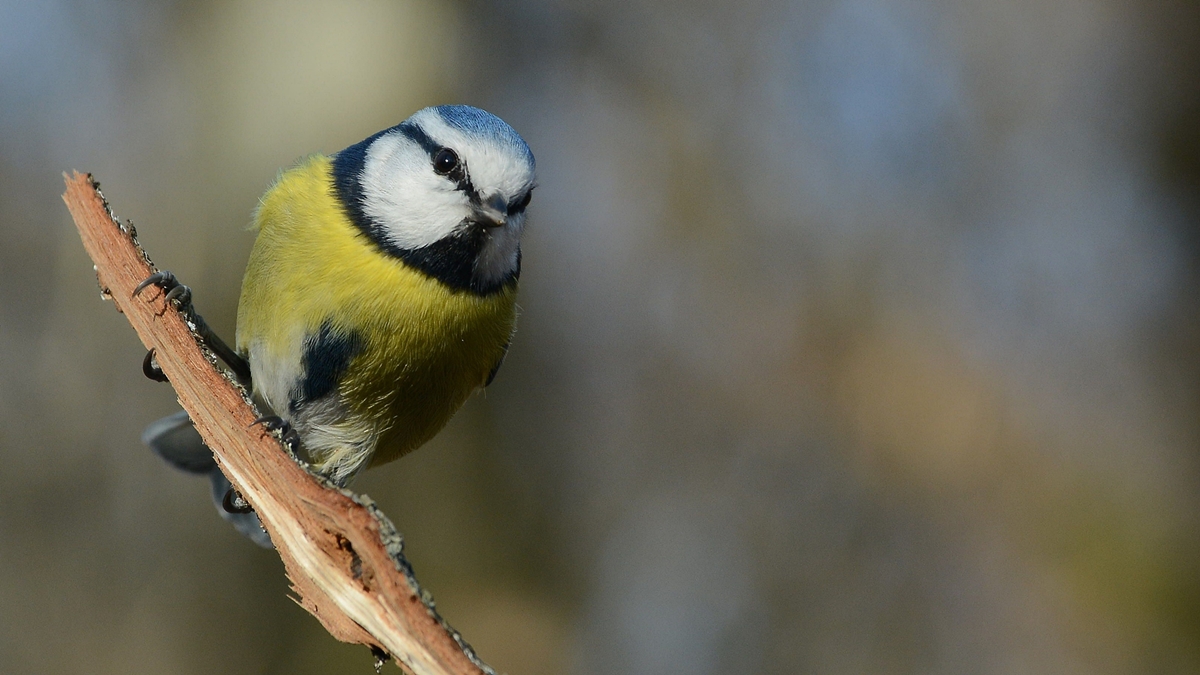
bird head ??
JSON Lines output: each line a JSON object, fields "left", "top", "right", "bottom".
{"left": 332, "top": 105, "right": 536, "bottom": 295}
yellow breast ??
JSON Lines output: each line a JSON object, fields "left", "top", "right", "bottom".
{"left": 236, "top": 155, "right": 517, "bottom": 471}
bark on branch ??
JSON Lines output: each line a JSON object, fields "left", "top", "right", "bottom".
{"left": 62, "top": 171, "right": 494, "bottom": 675}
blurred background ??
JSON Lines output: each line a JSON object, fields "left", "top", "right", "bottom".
{"left": 2, "top": 0, "right": 1199, "bottom": 673}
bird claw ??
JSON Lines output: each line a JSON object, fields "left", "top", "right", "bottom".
{"left": 134, "top": 270, "right": 193, "bottom": 314}
{"left": 371, "top": 646, "right": 391, "bottom": 673}
{"left": 133, "top": 270, "right": 172, "bottom": 297}
{"left": 283, "top": 428, "right": 300, "bottom": 450}
{"left": 164, "top": 283, "right": 192, "bottom": 307}
{"left": 251, "top": 415, "right": 301, "bottom": 450}
{"left": 250, "top": 414, "right": 286, "bottom": 430}
{"left": 142, "top": 348, "right": 169, "bottom": 382}
{"left": 222, "top": 487, "right": 254, "bottom": 514}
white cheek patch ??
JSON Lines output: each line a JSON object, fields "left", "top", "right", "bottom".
{"left": 354, "top": 111, "right": 535, "bottom": 286}
{"left": 358, "top": 133, "right": 471, "bottom": 250}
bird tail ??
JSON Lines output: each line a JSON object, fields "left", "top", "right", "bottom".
{"left": 142, "top": 410, "right": 273, "bottom": 548}
{"left": 142, "top": 410, "right": 216, "bottom": 474}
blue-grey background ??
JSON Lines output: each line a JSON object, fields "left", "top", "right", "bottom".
{"left": 2, "top": 1, "right": 1199, "bottom": 673}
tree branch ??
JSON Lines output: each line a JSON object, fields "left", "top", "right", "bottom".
{"left": 62, "top": 171, "right": 495, "bottom": 675}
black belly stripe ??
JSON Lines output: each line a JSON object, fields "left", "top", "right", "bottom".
{"left": 291, "top": 321, "right": 363, "bottom": 412}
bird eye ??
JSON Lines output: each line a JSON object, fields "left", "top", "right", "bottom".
{"left": 508, "top": 190, "right": 533, "bottom": 216}
{"left": 432, "top": 148, "right": 459, "bottom": 176}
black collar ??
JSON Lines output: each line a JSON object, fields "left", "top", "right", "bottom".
{"left": 330, "top": 128, "right": 519, "bottom": 297}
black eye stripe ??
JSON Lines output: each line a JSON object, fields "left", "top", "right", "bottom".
{"left": 446, "top": 160, "right": 472, "bottom": 196}
{"left": 397, "top": 121, "right": 440, "bottom": 155}
{"left": 507, "top": 189, "right": 533, "bottom": 216}
{"left": 397, "top": 122, "right": 475, "bottom": 195}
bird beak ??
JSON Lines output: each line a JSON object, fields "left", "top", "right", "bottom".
{"left": 473, "top": 192, "right": 508, "bottom": 228}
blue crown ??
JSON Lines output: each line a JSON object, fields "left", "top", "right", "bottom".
{"left": 434, "top": 105, "right": 534, "bottom": 168}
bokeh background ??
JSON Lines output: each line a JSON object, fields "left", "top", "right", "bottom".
{"left": 2, "top": 0, "right": 1199, "bottom": 673}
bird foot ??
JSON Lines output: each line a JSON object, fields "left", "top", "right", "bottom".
{"left": 134, "top": 270, "right": 194, "bottom": 314}
{"left": 222, "top": 487, "right": 254, "bottom": 514}
{"left": 371, "top": 646, "right": 391, "bottom": 673}
{"left": 251, "top": 415, "right": 301, "bottom": 450}
{"left": 132, "top": 270, "right": 253, "bottom": 386}
{"left": 142, "top": 348, "right": 169, "bottom": 382}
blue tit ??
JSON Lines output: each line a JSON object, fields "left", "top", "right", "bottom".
{"left": 142, "top": 105, "right": 535, "bottom": 541}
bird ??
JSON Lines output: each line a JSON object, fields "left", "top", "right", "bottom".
{"left": 138, "top": 105, "right": 535, "bottom": 546}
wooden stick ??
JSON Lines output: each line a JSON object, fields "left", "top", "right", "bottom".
{"left": 62, "top": 172, "right": 494, "bottom": 675}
